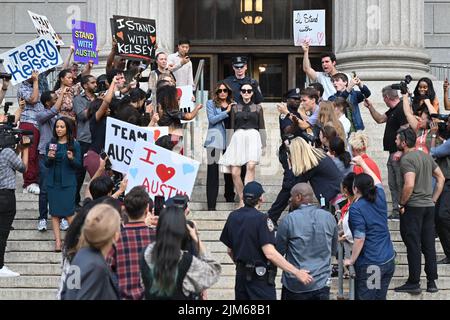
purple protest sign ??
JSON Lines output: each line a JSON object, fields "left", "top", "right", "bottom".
{"left": 72, "top": 20, "right": 98, "bottom": 64}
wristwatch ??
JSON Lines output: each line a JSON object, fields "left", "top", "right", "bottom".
{"left": 432, "top": 134, "right": 437, "bottom": 138}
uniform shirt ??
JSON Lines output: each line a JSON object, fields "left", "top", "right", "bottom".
{"left": 0, "top": 148, "right": 26, "bottom": 189}
{"left": 400, "top": 150, "right": 438, "bottom": 207}
{"left": 17, "top": 81, "right": 45, "bottom": 128}
{"left": 349, "top": 185, "right": 395, "bottom": 266}
{"left": 167, "top": 52, "right": 194, "bottom": 87}
{"left": 384, "top": 102, "right": 407, "bottom": 153}
{"left": 276, "top": 204, "right": 337, "bottom": 293}
{"left": 220, "top": 206, "right": 276, "bottom": 265}
{"left": 107, "top": 222, "right": 156, "bottom": 300}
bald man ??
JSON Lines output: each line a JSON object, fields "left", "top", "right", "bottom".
{"left": 276, "top": 183, "right": 338, "bottom": 300}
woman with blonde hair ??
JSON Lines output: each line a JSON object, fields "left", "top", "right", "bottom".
{"left": 348, "top": 131, "right": 382, "bottom": 181}
{"left": 318, "top": 101, "right": 346, "bottom": 142}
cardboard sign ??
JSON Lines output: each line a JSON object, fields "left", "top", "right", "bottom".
{"left": 126, "top": 140, "right": 200, "bottom": 200}
{"left": 110, "top": 15, "right": 157, "bottom": 60}
{"left": 72, "top": 20, "right": 98, "bottom": 64}
{"left": 293, "top": 10, "right": 326, "bottom": 46}
{"left": 28, "top": 11, "right": 64, "bottom": 46}
{"left": 177, "top": 86, "right": 195, "bottom": 124}
{"left": 105, "top": 117, "right": 168, "bottom": 174}
{"left": 0, "top": 35, "right": 63, "bottom": 85}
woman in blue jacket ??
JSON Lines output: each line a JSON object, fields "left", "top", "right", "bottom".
{"left": 46, "top": 117, "right": 82, "bottom": 252}
{"left": 204, "top": 81, "right": 236, "bottom": 210}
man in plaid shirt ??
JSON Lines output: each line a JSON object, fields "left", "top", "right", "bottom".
{"left": 108, "top": 186, "right": 157, "bottom": 300}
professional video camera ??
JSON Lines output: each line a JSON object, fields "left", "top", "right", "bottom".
{"left": 431, "top": 113, "right": 450, "bottom": 140}
{"left": 391, "top": 75, "right": 413, "bottom": 94}
{"left": 0, "top": 102, "right": 33, "bottom": 150}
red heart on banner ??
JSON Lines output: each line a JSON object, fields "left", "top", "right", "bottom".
{"left": 317, "top": 32, "right": 325, "bottom": 45}
{"left": 153, "top": 130, "right": 161, "bottom": 141}
{"left": 116, "top": 31, "right": 124, "bottom": 41}
{"left": 150, "top": 36, "right": 156, "bottom": 44}
{"left": 156, "top": 164, "right": 176, "bottom": 183}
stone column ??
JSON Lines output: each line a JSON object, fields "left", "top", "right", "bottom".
{"left": 87, "top": 0, "right": 174, "bottom": 61}
{"left": 334, "top": 0, "right": 432, "bottom": 80}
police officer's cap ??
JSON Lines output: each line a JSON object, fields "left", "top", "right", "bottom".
{"left": 232, "top": 56, "right": 248, "bottom": 68}
{"left": 286, "top": 88, "right": 301, "bottom": 100}
{"left": 243, "top": 181, "right": 265, "bottom": 199}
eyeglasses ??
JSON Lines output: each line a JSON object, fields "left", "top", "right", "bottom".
{"left": 241, "top": 89, "right": 253, "bottom": 94}
{"left": 216, "top": 89, "right": 229, "bottom": 94}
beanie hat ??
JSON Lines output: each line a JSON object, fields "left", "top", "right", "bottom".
{"left": 82, "top": 204, "right": 121, "bottom": 249}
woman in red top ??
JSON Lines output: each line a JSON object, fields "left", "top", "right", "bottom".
{"left": 348, "top": 131, "right": 382, "bottom": 181}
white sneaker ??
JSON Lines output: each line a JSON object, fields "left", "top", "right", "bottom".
{"left": 25, "top": 184, "right": 40, "bottom": 195}
{"left": 38, "top": 219, "right": 47, "bottom": 232}
{"left": 0, "top": 266, "right": 20, "bottom": 277}
{"left": 60, "top": 219, "right": 69, "bottom": 231}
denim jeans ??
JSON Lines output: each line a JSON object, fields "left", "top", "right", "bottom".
{"left": 355, "top": 258, "right": 395, "bottom": 300}
{"left": 281, "top": 286, "right": 330, "bottom": 300}
{"left": 38, "top": 155, "right": 48, "bottom": 220}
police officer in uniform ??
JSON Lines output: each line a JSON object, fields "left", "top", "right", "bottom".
{"left": 267, "top": 89, "right": 313, "bottom": 225}
{"left": 224, "top": 56, "right": 264, "bottom": 105}
{"left": 220, "top": 181, "right": 314, "bottom": 300}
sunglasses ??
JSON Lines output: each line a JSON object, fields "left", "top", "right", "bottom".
{"left": 216, "top": 89, "right": 229, "bottom": 94}
{"left": 241, "top": 89, "right": 253, "bottom": 94}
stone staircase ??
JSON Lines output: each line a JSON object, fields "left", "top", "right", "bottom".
{"left": 1, "top": 100, "right": 450, "bottom": 300}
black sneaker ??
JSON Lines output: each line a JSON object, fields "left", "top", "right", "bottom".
{"left": 388, "top": 213, "right": 400, "bottom": 221}
{"left": 437, "top": 257, "right": 450, "bottom": 264}
{"left": 427, "top": 280, "right": 439, "bottom": 293}
{"left": 394, "top": 282, "right": 422, "bottom": 295}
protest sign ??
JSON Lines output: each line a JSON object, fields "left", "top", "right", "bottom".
{"left": 110, "top": 15, "right": 157, "bottom": 60}
{"left": 293, "top": 10, "right": 326, "bottom": 46}
{"left": 126, "top": 140, "right": 200, "bottom": 200}
{"left": 72, "top": 20, "right": 98, "bottom": 64}
{"left": 177, "top": 86, "right": 195, "bottom": 123}
{"left": 28, "top": 11, "right": 64, "bottom": 46}
{"left": 105, "top": 117, "right": 168, "bottom": 174}
{"left": 0, "top": 35, "right": 63, "bottom": 85}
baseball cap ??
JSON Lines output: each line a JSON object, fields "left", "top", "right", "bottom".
{"left": 243, "top": 181, "right": 265, "bottom": 199}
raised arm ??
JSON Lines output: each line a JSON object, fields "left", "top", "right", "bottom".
{"left": 444, "top": 79, "right": 450, "bottom": 111}
{"left": 106, "top": 38, "right": 118, "bottom": 73}
{"left": 95, "top": 77, "right": 117, "bottom": 122}
{"left": 363, "top": 99, "right": 387, "bottom": 124}
{"left": 62, "top": 45, "right": 75, "bottom": 70}
{"left": 0, "top": 79, "right": 9, "bottom": 104}
{"left": 352, "top": 155, "right": 382, "bottom": 185}
{"left": 402, "top": 93, "right": 419, "bottom": 131}
{"left": 301, "top": 40, "right": 318, "bottom": 81}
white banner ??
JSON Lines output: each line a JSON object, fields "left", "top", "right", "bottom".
{"left": 126, "top": 140, "right": 200, "bottom": 200}
{"left": 105, "top": 117, "right": 168, "bottom": 174}
{"left": 293, "top": 10, "right": 326, "bottom": 47}
{"left": 0, "top": 35, "right": 63, "bottom": 85}
{"left": 28, "top": 11, "right": 64, "bottom": 46}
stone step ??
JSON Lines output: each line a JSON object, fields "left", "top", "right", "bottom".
{"left": 8, "top": 231, "right": 67, "bottom": 241}
{"left": 0, "top": 289, "right": 58, "bottom": 300}
{"left": 5, "top": 252, "right": 62, "bottom": 264}
{"left": 0, "top": 276, "right": 60, "bottom": 289}
{"left": 4, "top": 264, "right": 61, "bottom": 276}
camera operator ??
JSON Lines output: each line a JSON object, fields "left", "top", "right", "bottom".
{"left": 430, "top": 115, "right": 450, "bottom": 265}
{"left": 0, "top": 135, "right": 30, "bottom": 277}
{"left": 0, "top": 76, "right": 11, "bottom": 105}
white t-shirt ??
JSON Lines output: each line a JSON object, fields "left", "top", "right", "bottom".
{"left": 314, "top": 72, "right": 353, "bottom": 101}
{"left": 339, "top": 114, "right": 351, "bottom": 137}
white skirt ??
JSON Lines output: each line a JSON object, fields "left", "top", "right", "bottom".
{"left": 219, "top": 129, "right": 262, "bottom": 172}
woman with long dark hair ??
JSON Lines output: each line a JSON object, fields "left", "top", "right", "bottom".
{"left": 344, "top": 156, "right": 395, "bottom": 300}
{"left": 204, "top": 81, "right": 236, "bottom": 210}
{"left": 329, "top": 136, "right": 353, "bottom": 176}
{"left": 411, "top": 77, "right": 439, "bottom": 115}
{"left": 46, "top": 117, "right": 82, "bottom": 252}
{"left": 141, "top": 207, "right": 221, "bottom": 300}
{"left": 219, "top": 81, "right": 266, "bottom": 207}
{"left": 54, "top": 69, "right": 82, "bottom": 122}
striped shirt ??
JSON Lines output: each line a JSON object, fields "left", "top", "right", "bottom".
{"left": 107, "top": 222, "right": 156, "bottom": 300}
{"left": 17, "top": 81, "right": 45, "bottom": 128}
{"left": 0, "top": 148, "right": 26, "bottom": 190}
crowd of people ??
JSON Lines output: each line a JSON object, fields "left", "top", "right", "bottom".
{"left": 1, "top": 32, "right": 450, "bottom": 301}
